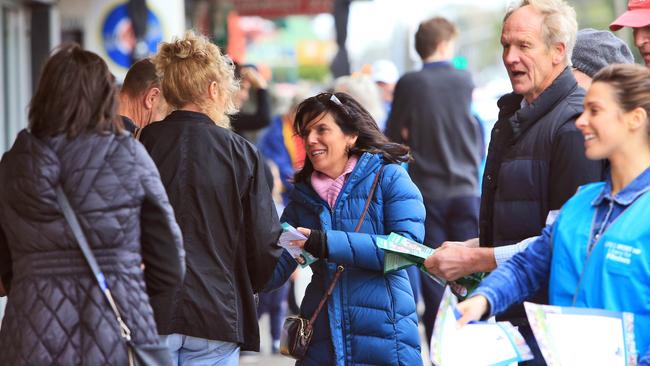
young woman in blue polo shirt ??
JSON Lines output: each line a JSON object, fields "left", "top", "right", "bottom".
{"left": 457, "top": 64, "right": 650, "bottom": 365}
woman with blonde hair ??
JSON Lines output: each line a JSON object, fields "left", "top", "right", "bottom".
{"left": 139, "top": 31, "right": 282, "bottom": 365}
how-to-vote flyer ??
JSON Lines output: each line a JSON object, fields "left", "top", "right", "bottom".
{"left": 430, "top": 287, "right": 533, "bottom": 366}
{"left": 524, "top": 302, "right": 637, "bottom": 366}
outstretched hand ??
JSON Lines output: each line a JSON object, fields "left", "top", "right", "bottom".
{"left": 424, "top": 241, "right": 477, "bottom": 281}
{"left": 456, "top": 295, "right": 489, "bottom": 326}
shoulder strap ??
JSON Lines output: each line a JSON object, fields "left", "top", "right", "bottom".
{"left": 354, "top": 165, "right": 385, "bottom": 232}
{"left": 308, "top": 165, "right": 385, "bottom": 326}
{"left": 55, "top": 186, "right": 133, "bottom": 342}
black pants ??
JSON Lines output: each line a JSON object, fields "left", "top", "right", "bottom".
{"left": 420, "top": 195, "right": 480, "bottom": 346}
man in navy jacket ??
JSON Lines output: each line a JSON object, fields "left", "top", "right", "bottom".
{"left": 424, "top": 1, "right": 603, "bottom": 364}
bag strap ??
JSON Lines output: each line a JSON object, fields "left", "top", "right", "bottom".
{"left": 308, "top": 165, "right": 385, "bottom": 326}
{"left": 55, "top": 186, "right": 133, "bottom": 342}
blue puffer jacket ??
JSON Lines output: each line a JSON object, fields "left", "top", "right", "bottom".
{"left": 267, "top": 153, "right": 425, "bottom": 365}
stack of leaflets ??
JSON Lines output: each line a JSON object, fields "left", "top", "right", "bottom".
{"left": 431, "top": 287, "right": 533, "bottom": 366}
{"left": 377, "top": 233, "right": 485, "bottom": 299}
{"left": 278, "top": 223, "right": 318, "bottom": 268}
{"left": 524, "top": 302, "right": 637, "bottom": 366}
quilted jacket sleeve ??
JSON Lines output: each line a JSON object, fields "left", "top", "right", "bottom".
{"left": 0, "top": 225, "right": 10, "bottom": 294}
{"left": 327, "top": 164, "right": 426, "bottom": 272}
{"left": 264, "top": 201, "right": 300, "bottom": 292}
{"left": 134, "top": 142, "right": 185, "bottom": 305}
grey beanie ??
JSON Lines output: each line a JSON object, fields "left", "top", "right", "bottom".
{"left": 572, "top": 28, "right": 634, "bottom": 78}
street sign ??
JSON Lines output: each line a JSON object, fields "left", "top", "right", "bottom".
{"left": 232, "top": 0, "right": 333, "bottom": 18}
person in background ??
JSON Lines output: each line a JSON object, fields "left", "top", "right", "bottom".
{"left": 423, "top": 1, "right": 604, "bottom": 363}
{"left": 457, "top": 63, "right": 650, "bottom": 366}
{"left": 385, "top": 16, "right": 483, "bottom": 347}
{"left": 258, "top": 91, "right": 308, "bottom": 205}
{"left": 119, "top": 58, "right": 169, "bottom": 134}
{"left": 571, "top": 28, "right": 634, "bottom": 90}
{"left": 265, "top": 92, "right": 425, "bottom": 365}
{"left": 370, "top": 59, "right": 400, "bottom": 131}
{"left": 0, "top": 44, "right": 184, "bottom": 365}
{"left": 230, "top": 63, "right": 273, "bottom": 141}
{"left": 333, "top": 74, "right": 386, "bottom": 130}
{"left": 138, "top": 32, "right": 283, "bottom": 365}
{"left": 610, "top": 0, "right": 650, "bottom": 67}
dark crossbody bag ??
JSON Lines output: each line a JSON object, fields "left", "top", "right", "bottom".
{"left": 55, "top": 186, "right": 173, "bottom": 366}
{"left": 280, "top": 165, "right": 385, "bottom": 360}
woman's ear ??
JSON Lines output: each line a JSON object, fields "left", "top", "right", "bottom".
{"left": 349, "top": 134, "right": 359, "bottom": 147}
{"left": 208, "top": 81, "right": 219, "bottom": 101}
{"left": 627, "top": 107, "right": 648, "bottom": 132}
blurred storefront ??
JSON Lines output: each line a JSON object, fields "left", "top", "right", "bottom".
{"left": 0, "top": 0, "right": 54, "bottom": 153}
{"left": 0, "top": 0, "right": 184, "bottom": 154}
{"left": 0, "top": 0, "right": 184, "bottom": 321}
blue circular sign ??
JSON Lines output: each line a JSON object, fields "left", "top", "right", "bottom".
{"left": 102, "top": 3, "right": 162, "bottom": 68}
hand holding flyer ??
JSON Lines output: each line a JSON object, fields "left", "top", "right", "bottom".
{"left": 279, "top": 223, "right": 318, "bottom": 267}
{"left": 431, "top": 287, "right": 533, "bottom": 366}
{"left": 377, "top": 233, "right": 486, "bottom": 299}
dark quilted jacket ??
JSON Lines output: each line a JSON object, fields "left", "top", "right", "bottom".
{"left": 0, "top": 130, "right": 184, "bottom": 365}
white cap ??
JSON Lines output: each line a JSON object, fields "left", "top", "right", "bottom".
{"left": 371, "top": 59, "right": 399, "bottom": 84}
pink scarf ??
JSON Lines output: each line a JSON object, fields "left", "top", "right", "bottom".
{"left": 311, "top": 155, "right": 359, "bottom": 208}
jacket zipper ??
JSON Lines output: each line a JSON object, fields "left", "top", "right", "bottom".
{"left": 572, "top": 200, "right": 613, "bottom": 305}
{"left": 330, "top": 205, "right": 348, "bottom": 363}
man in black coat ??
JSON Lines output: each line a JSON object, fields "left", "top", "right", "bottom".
{"left": 385, "top": 16, "right": 483, "bottom": 346}
{"left": 424, "top": 1, "right": 603, "bottom": 364}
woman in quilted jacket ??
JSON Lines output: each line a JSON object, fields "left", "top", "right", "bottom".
{"left": 0, "top": 44, "right": 185, "bottom": 365}
{"left": 266, "top": 92, "right": 426, "bottom": 365}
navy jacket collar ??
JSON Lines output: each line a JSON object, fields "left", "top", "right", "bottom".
{"left": 498, "top": 67, "right": 581, "bottom": 139}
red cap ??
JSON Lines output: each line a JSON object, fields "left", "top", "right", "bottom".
{"left": 610, "top": 0, "right": 650, "bottom": 31}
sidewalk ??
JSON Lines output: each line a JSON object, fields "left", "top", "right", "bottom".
{"left": 245, "top": 311, "right": 432, "bottom": 365}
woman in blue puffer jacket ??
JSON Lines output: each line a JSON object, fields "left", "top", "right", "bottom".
{"left": 266, "top": 92, "right": 425, "bottom": 365}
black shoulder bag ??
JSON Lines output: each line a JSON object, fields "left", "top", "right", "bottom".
{"left": 279, "top": 165, "right": 385, "bottom": 359}
{"left": 55, "top": 186, "right": 173, "bottom": 366}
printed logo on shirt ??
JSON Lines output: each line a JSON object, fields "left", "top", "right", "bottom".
{"left": 604, "top": 241, "right": 641, "bottom": 266}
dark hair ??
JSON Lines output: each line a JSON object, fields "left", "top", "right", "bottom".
{"left": 293, "top": 92, "right": 410, "bottom": 183}
{"left": 29, "top": 44, "right": 121, "bottom": 138}
{"left": 415, "top": 17, "right": 458, "bottom": 60}
{"left": 593, "top": 64, "right": 650, "bottom": 133}
{"left": 121, "top": 58, "right": 160, "bottom": 98}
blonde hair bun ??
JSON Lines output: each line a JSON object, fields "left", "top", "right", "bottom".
{"left": 153, "top": 31, "right": 238, "bottom": 127}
